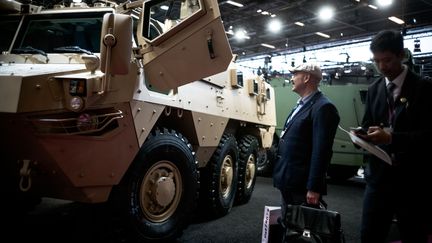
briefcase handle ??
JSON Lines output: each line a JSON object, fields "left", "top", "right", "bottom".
{"left": 302, "top": 201, "right": 327, "bottom": 210}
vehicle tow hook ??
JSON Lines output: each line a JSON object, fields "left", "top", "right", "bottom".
{"left": 19, "top": 159, "right": 32, "bottom": 192}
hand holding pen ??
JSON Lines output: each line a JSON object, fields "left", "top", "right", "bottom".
{"left": 351, "top": 126, "right": 392, "bottom": 145}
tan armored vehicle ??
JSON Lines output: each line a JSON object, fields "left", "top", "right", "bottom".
{"left": 0, "top": 0, "right": 276, "bottom": 241}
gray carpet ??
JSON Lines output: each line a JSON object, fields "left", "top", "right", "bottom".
{"left": 179, "top": 176, "right": 366, "bottom": 243}
{"left": 6, "top": 175, "right": 406, "bottom": 243}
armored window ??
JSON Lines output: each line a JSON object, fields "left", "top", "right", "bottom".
{"left": 142, "top": 0, "right": 204, "bottom": 45}
{"left": 12, "top": 11, "right": 110, "bottom": 53}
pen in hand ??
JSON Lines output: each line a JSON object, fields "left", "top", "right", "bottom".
{"left": 363, "top": 126, "right": 392, "bottom": 145}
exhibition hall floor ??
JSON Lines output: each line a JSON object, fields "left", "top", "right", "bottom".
{"left": 5, "top": 176, "right": 409, "bottom": 243}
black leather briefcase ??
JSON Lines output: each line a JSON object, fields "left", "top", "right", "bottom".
{"left": 283, "top": 204, "right": 345, "bottom": 243}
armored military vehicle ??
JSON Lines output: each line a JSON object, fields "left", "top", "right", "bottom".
{"left": 0, "top": 0, "right": 276, "bottom": 241}
{"left": 260, "top": 62, "right": 378, "bottom": 180}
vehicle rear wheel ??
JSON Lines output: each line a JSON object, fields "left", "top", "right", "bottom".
{"left": 256, "top": 147, "right": 270, "bottom": 176}
{"left": 199, "top": 133, "right": 238, "bottom": 218}
{"left": 235, "top": 135, "right": 258, "bottom": 205}
{"left": 110, "top": 128, "right": 198, "bottom": 242}
{"left": 257, "top": 134, "right": 278, "bottom": 177}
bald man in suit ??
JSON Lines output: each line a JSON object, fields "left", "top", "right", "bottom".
{"left": 273, "top": 63, "right": 340, "bottom": 242}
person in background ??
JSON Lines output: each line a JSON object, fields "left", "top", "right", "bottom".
{"left": 353, "top": 29, "right": 432, "bottom": 243}
{"left": 272, "top": 63, "right": 340, "bottom": 241}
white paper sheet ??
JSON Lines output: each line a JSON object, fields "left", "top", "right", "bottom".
{"left": 339, "top": 125, "right": 392, "bottom": 165}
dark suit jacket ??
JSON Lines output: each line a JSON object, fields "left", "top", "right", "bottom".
{"left": 273, "top": 91, "right": 340, "bottom": 195}
{"left": 361, "top": 69, "right": 432, "bottom": 188}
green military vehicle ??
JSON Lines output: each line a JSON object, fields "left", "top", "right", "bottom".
{"left": 0, "top": 0, "right": 276, "bottom": 241}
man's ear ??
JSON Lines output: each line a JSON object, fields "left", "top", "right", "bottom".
{"left": 303, "top": 73, "right": 311, "bottom": 83}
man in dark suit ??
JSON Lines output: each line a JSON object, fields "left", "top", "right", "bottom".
{"left": 354, "top": 30, "right": 432, "bottom": 243}
{"left": 273, "top": 63, "right": 340, "bottom": 228}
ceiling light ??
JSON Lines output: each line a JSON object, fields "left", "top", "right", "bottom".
{"left": 226, "top": 1, "right": 243, "bottom": 8}
{"left": 271, "top": 14, "right": 276, "bottom": 18}
{"left": 261, "top": 43, "right": 275, "bottom": 49}
{"left": 226, "top": 29, "right": 234, "bottom": 35}
{"left": 294, "top": 22, "right": 305, "bottom": 27}
{"left": 368, "top": 4, "right": 378, "bottom": 9}
{"left": 234, "top": 29, "right": 250, "bottom": 40}
{"left": 160, "top": 5, "right": 169, "bottom": 10}
{"left": 377, "top": 0, "right": 393, "bottom": 7}
{"left": 315, "top": 32, "right": 330, "bottom": 38}
{"left": 388, "top": 16, "right": 405, "bottom": 25}
{"left": 261, "top": 11, "right": 269, "bottom": 15}
{"left": 268, "top": 19, "right": 282, "bottom": 33}
{"left": 318, "top": 6, "right": 334, "bottom": 21}
{"left": 257, "top": 9, "right": 262, "bottom": 13}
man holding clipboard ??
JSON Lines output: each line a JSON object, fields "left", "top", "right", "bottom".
{"left": 352, "top": 30, "right": 432, "bottom": 243}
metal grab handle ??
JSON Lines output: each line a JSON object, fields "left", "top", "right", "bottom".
{"left": 31, "top": 110, "right": 124, "bottom": 135}
{"left": 207, "top": 32, "right": 215, "bottom": 59}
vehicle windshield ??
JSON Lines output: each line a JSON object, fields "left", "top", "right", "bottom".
{"left": 0, "top": 16, "right": 21, "bottom": 53}
{"left": 12, "top": 11, "right": 110, "bottom": 54}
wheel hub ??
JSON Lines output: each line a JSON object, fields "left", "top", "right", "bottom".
{"left": 152, "top": 176, "right": 175, "bottom": 207}
{"left": 140, "top": 160, "right": 182, "bottom": 222}
{"left": 245, "top": 154, "right": 256, "bottom": 188}
{"left": 220, "top": 155, "right": 233, "bottom": 198}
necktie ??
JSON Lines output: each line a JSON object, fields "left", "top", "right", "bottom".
{"left": 387, "top": 82, "right": 396, "bottom": 124}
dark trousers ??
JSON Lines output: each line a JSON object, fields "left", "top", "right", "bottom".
{"left": 278, "top": 191, "right": 305, "bottom": 243}
{"left": 361, "top": 184, "right": 429, "bottom": 243}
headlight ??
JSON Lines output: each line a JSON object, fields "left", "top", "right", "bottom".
{"left": 70, "top": 96, "right": 84, "bottom": 111}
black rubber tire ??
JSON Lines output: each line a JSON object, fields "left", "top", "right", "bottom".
{"left": 235, "top": 135, "right": 258, "bottom": 205}
{"left": 257, "top": 135, "right": 279, "bottom": 177}
{"left": 256, "top": 146, "right": 270, "bottom": 176}
{"left": 110, "top": 127, "right": 199, "bottom": 242}
{"left": 199, "top": 133, "right": 238, "bottom": 218}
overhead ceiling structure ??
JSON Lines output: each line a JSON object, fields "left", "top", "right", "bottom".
{"left": 11, "top": 0, "right": 432, "bottom": 61}
{"left": 218, "top": 0, "right": 432, "bottom": 60}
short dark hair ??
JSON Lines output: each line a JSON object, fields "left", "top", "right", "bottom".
{"left": 370, "top": 30, "right": 404, "bottom": 54}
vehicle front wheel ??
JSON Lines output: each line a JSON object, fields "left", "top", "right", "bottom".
{"left": 110, "top": 128, "right": 199, "bottom": 242}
